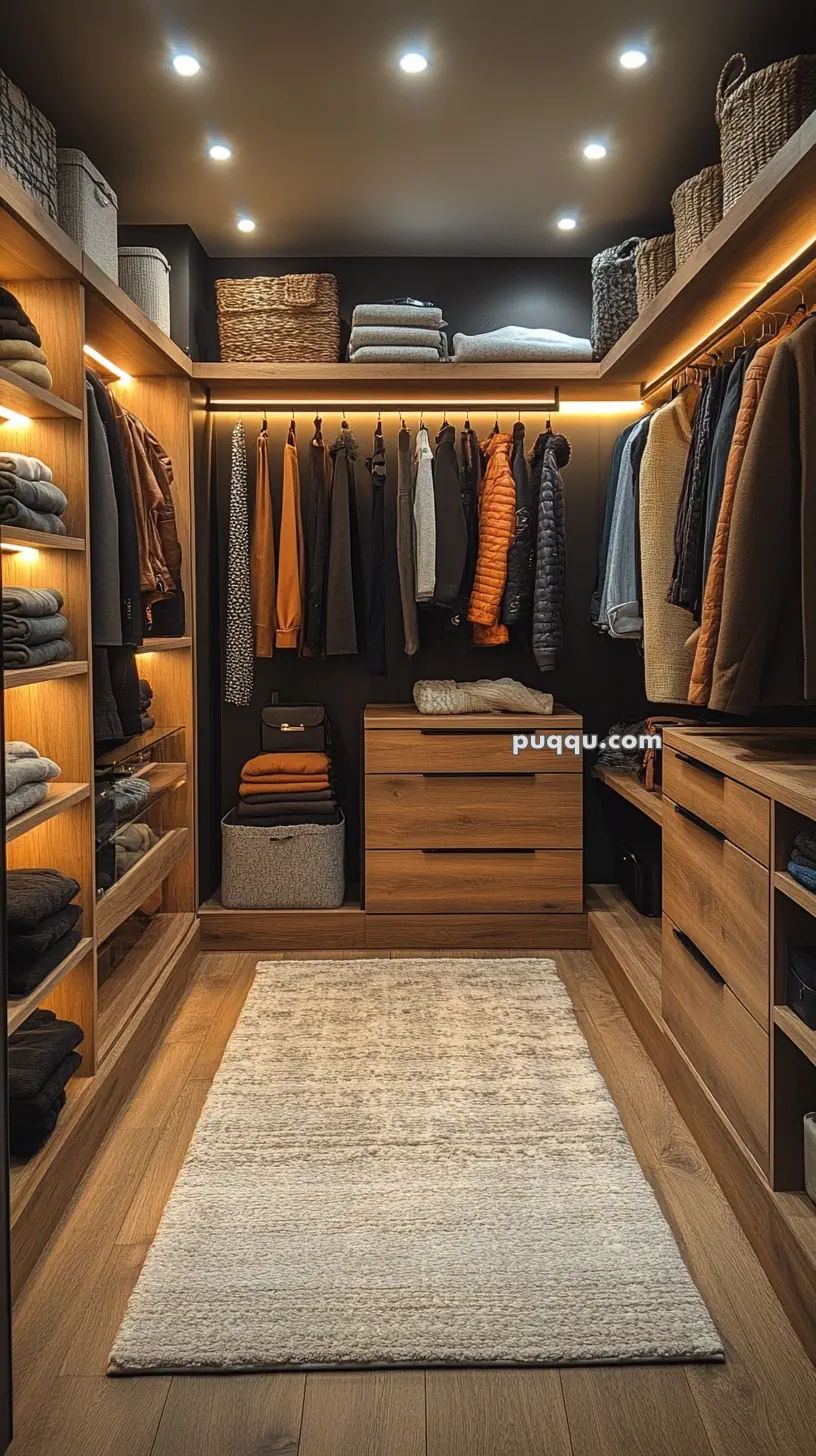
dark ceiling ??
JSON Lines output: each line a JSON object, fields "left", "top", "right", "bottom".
{"left": 1, "top": 1, "right": 814, "bottom": 256}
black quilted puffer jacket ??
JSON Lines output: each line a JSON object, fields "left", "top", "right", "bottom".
{"left": 532, "top": 431, "right": 571, "bottom": 671}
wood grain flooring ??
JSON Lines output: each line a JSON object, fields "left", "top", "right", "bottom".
{"left": 7, "top": 946, "right": 816, "bottom": 1455}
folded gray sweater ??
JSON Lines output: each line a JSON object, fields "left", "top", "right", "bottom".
{"left": 349, "top": 346, "right": 444, "bottom": 363}
{"left": 6, "top": 782, "right": 48, "bottom": 822}
{"left": 2, "top": 586, "right": 64, "bottom": 617}
{"left": 452, "top": 325, "right": 593, "bottom": 363}
{"left": 3, "top": 637, "right": 73, "bottom": 669}
{"left": 0, "top": 471, "right": 67, "bottom": 514}
{"left": 349, "top": 326, "right": 444, "bottom": 352}
{"left": 352, "top": 303, "right": 445, "bottom": 329}
{"left": 5, "top": 752, "right": 60, "bottom": 795}
{"left": 0, "top": 453, "right": 53, "bottom": 482}
{"left": 4, "top": 612, "right": 68, "bottom": 644}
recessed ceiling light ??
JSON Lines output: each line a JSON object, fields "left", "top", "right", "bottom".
{"left": 399, "top": 52, "right": 428, "bottom": 74}
{"left": 619, "top": 48, "right": 647, "bottom": 70}
{"left": 237, "top": 217, "right": 256, "bottom": 233}
{"left": 172, "top": 53, "right": 201, "bottom": 76}
{"left": 583, "top": 142, "right": 608, "bottom": 161}
{"left": 209, "top": 143, "right": 232, "bottom": 161}
{"left": 557, "top": 216, "right": 578, "bottom": 232}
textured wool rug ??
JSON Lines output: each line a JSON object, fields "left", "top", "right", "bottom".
{"left": 110, "top": 957, "right": 722, "bottom": 1373}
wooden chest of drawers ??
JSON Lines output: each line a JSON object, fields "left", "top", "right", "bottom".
{"left": 364, "top": 705, "right": 584, "bottom": 925}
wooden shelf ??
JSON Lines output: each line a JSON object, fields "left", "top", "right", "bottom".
{"left": 0, "top": 166, "right": 81, "bottom": 282}
{"left": 774, "top": 1005, "right": 816, "bottom": 1070}
{"left": 5, "top": 782, "right": 90, "bottom": 843}
{"left": 96, "top": 827, "right": 189, "bottom": 944}
{"left": 135, "top": 636, "right": 192, "bottom": 653}
{"left": 7, "top": 937, "right": 93, "bottom": 1035}
{"left": 775, "top": 869, "right": 816, "bottom": 918}
{"left": 592, "top": 765, "right": 663, "bottom": 825}
{"left": 4, "top": 659, "right": 87, "bottom": 690}
{"left": 96, "top": 762, "right": 187, "bottom": 851}
{"left": 96, "top": 912, "right": 194, "bottom": 1062}
{"left": 586, "top": 882, "right": 662, "bottom": 1018}
{"left": 0, "top": 525, "right": 84, "bottom": 551}
{"left": 0, "top": 361, "right": 83, "bottom": 421}
{"left": 82, "top": 254, "right": 191, "bottom": 379}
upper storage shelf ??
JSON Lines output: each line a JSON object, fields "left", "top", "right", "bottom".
{"left": 82, "top": 255, "right": 192, "bottom": 379}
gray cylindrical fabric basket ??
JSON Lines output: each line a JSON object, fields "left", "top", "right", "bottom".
{"left": 221, "top": 810, "right": 345, "bottom": 909}
{"left": 118, "top": 247, "right": 171, "bottom": 334}
{"left": 590, "top": 237, "right": 643, "bottom": 359}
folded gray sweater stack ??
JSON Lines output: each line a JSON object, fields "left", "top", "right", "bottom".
{"left": 5, "top": 741, "right": 61, "bottom": 822}
{"left": 348, "top": 302, "right": 448, "bottom": 363}
{"left": 0, "top": 452, "right": 68, "bottom": 535}
{"left": 3, "top": 585, "right": 73, "bottom": 669}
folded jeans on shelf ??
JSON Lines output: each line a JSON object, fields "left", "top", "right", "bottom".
{"left": 8, "top": 926, "right": 83, "bottom": 996}
{"left": 788, "top": 860, "right": 816, "bottom": 892}
{"left": 0, "top": 471, "right": 67, "bottom": 514}
{"left": 2, "top": 585, "right": 64, "bottom": 617}
{"left": 3, "top": 612, "right": 68, "bottom": 644}
{"left": 6, "top": 868, "right": 80, "bottom": 930}
{"left": 0, "top": 499, "right": 67, "bottom": 534}
{"left": 3, "top": 637, "right": 73, "bottom": 668}
{"left": 5, "top": 782, "right": 48, "bottom": 822}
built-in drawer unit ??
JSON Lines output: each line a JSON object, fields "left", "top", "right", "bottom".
{"left": 365, "top": 848, "right": 583, "bottom": 913}
{"left": 662, "top": 914, "right": 769, "bottom": 1173}
{"left": 365, "top": 772, "right": 583, "bottom": 850}
{"left": 663, "top": 796, "right": 769, "bottom": 1027}
{"left": 663, "top": 746, "right": 770, "bottom": 865}
{"left": 365, "top": 729, "right": 580, "bottom": 775}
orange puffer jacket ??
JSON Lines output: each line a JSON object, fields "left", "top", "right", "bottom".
{"left": 468, "top": 432, "right": 515, "bottom": 645}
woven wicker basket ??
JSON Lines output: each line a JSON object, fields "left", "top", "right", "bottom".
{"left": 635, "top": 234, "right": 676, "bottom": 314}
{"left": 590, "top": 237, "right": 643, "bottom": 359}
{"left": 717, "top": 52, "right": 816, "bottom": 212}
{"left": 215, "top": 273, "right": 340, "bottom": 363}
{"left": 671, "top": 164, "right": 723, "bottom": 268}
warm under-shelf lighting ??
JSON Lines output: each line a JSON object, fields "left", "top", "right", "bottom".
{"left": 559, "top": 400, "right": 644, "bottom": 415}
{"left": 0, "top": 404, "right": 32, "bottom": 427}
{"left": 0, "top": 543, "right": 38, "bottom": 559}
{"left": 206, "top": 399, "right": 641, "bottom": 415}
{"left": 83, "top": 345, "right": 132, "bottom": 385}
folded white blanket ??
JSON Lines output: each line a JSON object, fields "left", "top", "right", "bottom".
{"left": 350, "top": 346, "right": 444, "bottom": 364}
{"left": 352, "top": 303, "right": 445, "bottom": 329}
{"left": 349, "top": 326, "right": 443, "bottom": 353}
{"left": 0, "top": 452, "right": 53, "bottom": 482}
{"left": 452, "top": 325, "right": 593, "bottom": 363}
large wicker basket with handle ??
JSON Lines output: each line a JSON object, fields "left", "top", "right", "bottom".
{"left": 671, "top": 164, "right": 723, "bottom": 268}
{"left": 716, "top": 52, "right": 816, "bottom": 212}
{"left": 215, "top": 273, "right": 340, "bottom": 362}
{"left": 635, "top": 234, "right": 676, "bottom": 314}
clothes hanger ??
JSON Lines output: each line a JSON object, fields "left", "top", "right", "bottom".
{"left": 464, "top": 408, "right": 471, "bottom": 432}
{"left": 492, "top": 411, "right": 500, "bottom": 435}
{"left": 261, "top": 410, "right": 268, "bottom": 435}
{"left": 375, "top": 408, "right": 383, "bottom": 439}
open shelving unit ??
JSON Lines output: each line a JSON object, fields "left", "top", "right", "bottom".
{"left": 591, "top": 764, "right": 663, "bottom": 826}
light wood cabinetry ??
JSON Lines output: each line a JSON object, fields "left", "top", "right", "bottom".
{"left": 663, "top": 746, "right": 770, "bottom": 865}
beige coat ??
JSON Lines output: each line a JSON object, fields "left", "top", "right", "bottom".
{"left": 639, "top": 387, "right": 698, "bottom": 703}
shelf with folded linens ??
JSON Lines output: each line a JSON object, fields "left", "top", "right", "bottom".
{"left": 0, "top": 361, "right": 83, "bottom": 421}
{"left": 4, "top": 783, "right": 91, "bottom": 843}
{"left": 7, "top": 937, "right": 94, "bottom": 1036}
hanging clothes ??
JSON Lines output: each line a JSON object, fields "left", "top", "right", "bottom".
{"left": 115, "top": 406, "right": 183, "bottom": 622}
{"left": 639, "top": 386, "right": 699, "bottom": 703}
{"left": 413, "top": 424, "right": 436, "bottom": 601}
{"left": 666, "top": 367, "right": 724, "bottom": 614}
{"left": 325, "top": 426, "right": 361, "bottom": 656}
{"left": 502, "top": 421, "right": 535, "bottom": 627}
{"left": 700, "top": 347, "right": 755, "bottom": 591}
{"left": 304, "top": 416, "right": 330, "bottom": 657}
{"left": 396, "top": 424, "right": 420, "bottom": 656}
{"left": 251, "top": 421, "right": 276, "bottom": 657}
{"left": 590, "top": 421, "right": 639, "bottom": 627}
{"left": 468, "top": 431, "right": 515, "bottom": 646}
{"left": 598, "top": 415, "right": 650, "bottom": 639}
{"left": 224, "top": 420, "right": 253, "bottom": 705}
{"left": 458, "top": 421, "right": 481, "bottom": 609}
{"left": 432, "top": 421, "right": 467, "bottom": 604}
{"left": 366, "top": 422, "right": 387, "bottom": 675}
{"left": 85, "top": 379, "right": 122, "bottom": 648}
{"left": 630, "top": 410, "right": 652, "bottom": 624}
{"left": 275, "top": 423, "right": 304, "bottom": 650}
{"left": 532, "top": 431, "right": 569, "bottom": 670}
{"left": 86, "top": 371, "right": 141, "bottom": 646}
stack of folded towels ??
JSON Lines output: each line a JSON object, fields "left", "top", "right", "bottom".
{"left": 7, "top": 869, "right": 83, "bottom": 997}
{"left": 348, "top": 300, "right": 448, "bottom": 363}
{"left": 0, "top": 285, "right": 54, "bottom": 391}
{"left": 5, "top": 741, "right": 61, "bottom": 822}
{"left": 3, "top": 586, "right": 73, "bottom": 669}
{"left": 452, "top": 324, "right": 593, "bottom": 363}
{"left": 788, "top": 829, "right": 816, "bottom": 892}
{"left": 0, "top": 450, "right": 68, "bottom": 535}
{"left": 236, "top": 751, "right": 341, "bottom": 826}
{"left": 139, "top": 676, "right": 155, "bottom": 732}
{"left": 8, "top": 1009, "right": 83, "bottom": 1159}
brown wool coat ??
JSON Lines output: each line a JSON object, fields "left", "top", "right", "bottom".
{"left": 468, "top": 432, "right": 515, "bottom": 645}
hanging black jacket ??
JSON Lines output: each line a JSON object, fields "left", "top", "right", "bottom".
{"left": 366, "top": 423, "right": 387, "bottom": 675}
{"left": 304, "top": 418, "right": 330, "bottom": 655}
{"left": 86, "top": 371, "right": 143, "bottom": 646}
{"left": 501, "top": 421, "right": 535, "bottom": 626}
{"left": 432, "top": 423, "right": 467, "bottom": 604}
{"left": 532, "top": 432, "right": 570, "bottom": 672}
{"left": 326, "top": 428, "right": 365, "bottom": 656}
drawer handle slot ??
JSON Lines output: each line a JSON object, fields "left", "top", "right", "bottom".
{"left": 674, "top": 751, "right": 723, "bottom": 779}
{"left": 419, "top": 729, "right": 510, "bottom": 737}
{"left": 420, "top": 848, "right": 536, "bottom": 855}
{"left": 674, "top": 803, "right": 725, "bottom": 841}
{"left": 420, "top": 772, "right": 536, "bottom": 779}
{"left": 673, "top": 928, "right": 725, "bottom": 986}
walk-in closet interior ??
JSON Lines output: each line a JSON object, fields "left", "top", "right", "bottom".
{"left": 1, "top": 4, "right": 816, "bottom": 1453}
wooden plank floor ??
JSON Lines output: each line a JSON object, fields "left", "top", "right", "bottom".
{"left": 7, "top": 946, "right": 816, "bottom": 1455}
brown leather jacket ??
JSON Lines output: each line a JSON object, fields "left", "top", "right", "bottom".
{"left": 112, "top": 398, "right": 182, "bottom": 605}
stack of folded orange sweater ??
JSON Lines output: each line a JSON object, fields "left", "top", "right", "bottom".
{"left": 235, "top": 751, "right": 341, "bottom": 827}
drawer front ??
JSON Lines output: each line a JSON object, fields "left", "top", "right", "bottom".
{"left": 365, "top": 774, "right": 582, "bottom": 850}
{"left": 365, "top": 850, "right": 583, "bottom": 913}
{"left": 663, "top": 748, "right": 770, "bottom": 865}
{"left": 663, "top": 797, "right": 769, "bottom": 1028}
{"left": 365, "top": 730, "right": 581, "bottom": 775}
{"left": 662, "top": 915, "right": 769, "bottom": 1173}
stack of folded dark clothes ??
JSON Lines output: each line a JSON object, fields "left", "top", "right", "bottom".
{"left": 8, "top": 1009, "right": 83, "bottom": 1159}
{"left": 788, "top": 829, "right": 816, "bottom": 893}
{"left": 6, "top": 869, "right": 83, "bottom": 997}
{"left": 5, "top": 741, "right": 61, "bottom": 822}
{"left": 3, "top": 585, "right": 73, "bottom": 669}
{"left": 348, "top": 300, "right": 448, "bottom": 362}
{"left": 0, "top": 285, "right": 54, "bottom": 391}
{"left": 0, "top": 450, "right": 68, "bottom": 535}
{"left": 596, "top": 721, "right": 645, "bottom": 773}
{"left": 139, "top": 676, "right": 155, "bottom": 732}
{"left": 236, "top": 751, "right": 341, "bottom": 826}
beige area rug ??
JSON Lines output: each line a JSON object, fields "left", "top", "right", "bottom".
{"left": 109, "top": 957, "right": 722, "bottom": 1373}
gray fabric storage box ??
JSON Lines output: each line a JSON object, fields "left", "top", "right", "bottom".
{"left": 0, "top": 69, "right": 57, "bottom": 217}
{"left": 221, "top": 810, "right": 345, "bottom": 909}
{"left": 118, "top": 246, "right": 171, "bottom": 335}
{"left": 57, "top": 149, "right": 118, "bottom": 280}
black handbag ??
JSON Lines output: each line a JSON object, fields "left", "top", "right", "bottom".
{"left": 260, "top": 704, "right": 329, "bottom": 755}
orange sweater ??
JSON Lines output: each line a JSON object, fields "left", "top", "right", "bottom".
{"left": 468, "top": 432, "right": 515, "bottom": 645}
{"left": 242, "top": 752, "right": 329, "bottom": 779}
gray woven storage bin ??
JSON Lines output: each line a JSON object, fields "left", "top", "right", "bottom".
{"left": 57, "top": 149, "right": 118, "bottom": 280}
{"left": 635, "top": 234, "right": 676, "bottom": 313}
{"left": 671, "top": 164, "right": 723, "bottom": 268}
{"left": 717, "top": 52, "right": 816, "bottom": 212}
{"left": 221, "top": 810, "right": 345, "bottom": 909}
{"left": 0, "top": 69, "right": 57, "bottom": 217}
{"left": 590, "top": 237, "right": 642, "bottom": 359}
{"left": 118, "top": 247, "right": 171, "bottom": 334}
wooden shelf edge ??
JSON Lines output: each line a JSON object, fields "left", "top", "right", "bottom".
{"left": 0, "top": 525, "right": 85, "bottom": 551}
{"left": 97, "top": 912, "right": 195, "bottom": 1062}
{"left": 775, "top": 869, "right": 816, "bottom": 918}
{"left": 592, "top": 765, "right": 663, "bottom": 825}
{"left": 774, "top": 1005, "right": 816, "bottom": 1070}
{"left": 135, "top": 637, "right": 192, "bottom": 653}
{"left": 0, "top": 165, "right": 82, "bottom": 280}
{"left": 4, "top": 659, "right": 87, "bottom": 690}
{"left": 95, "top": 827, "right": 189, "bottom": 943}
{"left": 82, "top": 254, "right": 192, "bottom": 379}
{"left": 5, "top": 782, "right": 90, "bottom": 843}
{"left": 7, "top": 937, "right": 93, "bottom": 1034}
{"left": 0, "top": 360, "right": 83, "bottom": 420}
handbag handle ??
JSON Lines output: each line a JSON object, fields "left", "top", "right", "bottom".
{"left": 716, "top": 53, "right": 748, "bottom": 119}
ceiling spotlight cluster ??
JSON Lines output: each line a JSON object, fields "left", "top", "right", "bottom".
{"left": 554, "top": 41, "right": 650, "bottom": 234}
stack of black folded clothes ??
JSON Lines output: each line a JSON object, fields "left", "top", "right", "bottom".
{"left": 8, "top": 1009, "right": 83, "bottom": 1158}
{"left": 235, "top": 751, "right": 342, "bottom": 826}
{"left": 0, "top": 285, "right": 54, "bottom": 391}
{"left": 7, "top": 869, "right": 83, "bottom": 997}
{"left": 3, "top": 585, "right": 73, "bottom": 669}
{"left": 139, "top": 676, "right": 155, "bottom": 732}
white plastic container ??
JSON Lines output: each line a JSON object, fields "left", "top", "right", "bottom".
{"left": 57, "top": 149, "right": 118, "bottom": 280}
{"left": 118, "top": 247, "right": 171, "bottom": 335}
